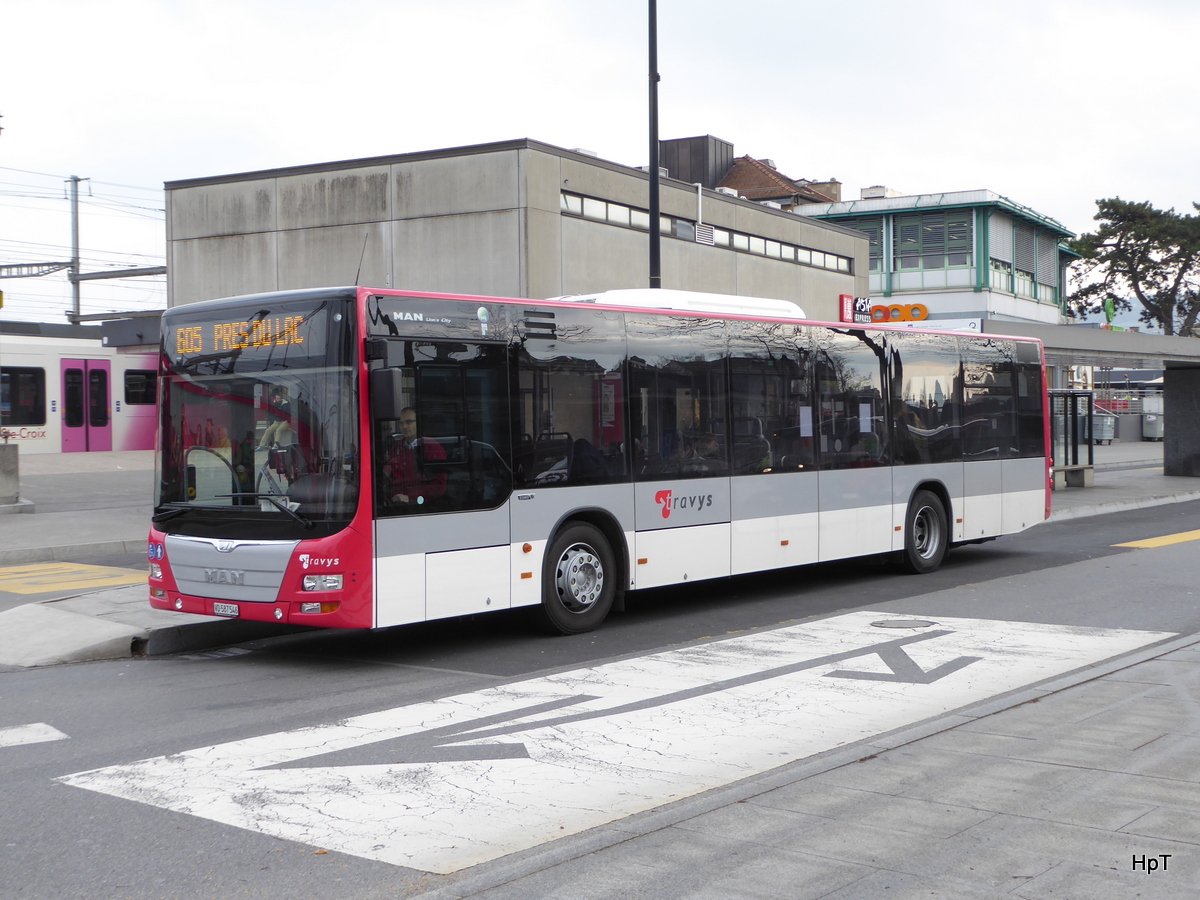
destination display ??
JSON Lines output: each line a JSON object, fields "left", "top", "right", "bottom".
{"left": 173, "top": 315, "right": 307, "bottom": 356}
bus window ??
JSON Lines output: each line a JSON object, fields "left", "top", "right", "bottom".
{"left": 515, "top": 307, "right": 627, "bottom": 488}
{"left": 373, "top": 341, "right": 510, "bottom": 516}
{"left": 814, "top": 328, "right": 889, "bottom": 469}
{"left": 627, "top": 314, "right": 728, "bottom": 479}
{"left": 961, "top": 337, "right": 1018, "bottom": 460}
{"left": 887, "top": 332, "right": 962, "bottom": 465}
{"left": 1014, "top": 341, "right": 1046, "bottom": 458}
{"left": 728, "top": 320, "right": 814, "bottom": 474}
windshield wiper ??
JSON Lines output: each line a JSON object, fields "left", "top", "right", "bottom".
{"left": 215, "top": 493, "right": 315, "bottom": 530}
{"left": 152, "top": 503, "right": 193, "bottom": 523}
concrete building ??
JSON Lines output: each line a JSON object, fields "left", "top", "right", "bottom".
{"left": 164, "top": 138, "right": 867, "bottom": 319}
{"left": 795, "top": 188, "right": 1077, "bottom": 329}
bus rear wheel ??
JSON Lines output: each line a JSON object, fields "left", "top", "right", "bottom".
{"left": 539, "top": 523, "right": 617, "bottom": 634}
{"left": 902, "top": 490, "right": 948, "bottom": 575}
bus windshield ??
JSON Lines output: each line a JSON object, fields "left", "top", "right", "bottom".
{"left": 155, "top": 295, "right": 358, "bottom": 538}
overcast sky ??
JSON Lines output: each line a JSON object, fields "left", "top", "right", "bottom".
{"left": 2, "top": 0, "right": 1197, "bottom": 322}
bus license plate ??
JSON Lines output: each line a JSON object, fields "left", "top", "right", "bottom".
{"left": 212, "top": 602, "right": 239, "bottom": 618}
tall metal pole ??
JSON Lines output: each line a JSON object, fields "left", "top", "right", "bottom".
{"left": 69, "top": 175, "right": 81, "bottom": 320}
{"left": 648, "top": 0, "right": 661, "bottom": 289}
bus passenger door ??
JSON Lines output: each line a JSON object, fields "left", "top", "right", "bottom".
{"left": 371, "top": 337, "right": 512, "bottom": 628}
{"left": 61, "top": 359, "right": 112, "bottom": 453}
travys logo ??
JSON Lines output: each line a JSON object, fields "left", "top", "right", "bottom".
{"left": 654, "top": 489, "right": 714, "bottom": 519}
{"left": 298, "top": 554, "right": 340, "bottom": 569}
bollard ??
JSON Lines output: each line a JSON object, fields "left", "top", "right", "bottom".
{"left": 0, "top": 441, "right": 18, "bottom": 505}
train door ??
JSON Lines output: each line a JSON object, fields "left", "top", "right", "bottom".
{"left": 61, "top": 359, "right": 112, "bottom": 452}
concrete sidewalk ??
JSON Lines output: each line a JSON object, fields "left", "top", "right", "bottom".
{"left": 0, "top": 441, "right": 1197, "bottom": 668}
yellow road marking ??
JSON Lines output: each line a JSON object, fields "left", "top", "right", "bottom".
{"left": 1114, "top": 529, "right": 1200, "bottom": 550}
{"left": 0, "top": 563, "right": 146, "bottom": 594}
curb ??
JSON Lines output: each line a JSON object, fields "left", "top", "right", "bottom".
{"left": 0, "top": 538, "right": 149, "bottom": 566}
{"left": 1049, "top": 490, "right": 1200, "bottom": 522}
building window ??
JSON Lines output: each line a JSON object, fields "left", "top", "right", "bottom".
{"left": 843, "top": 217, "right": 883, "bottom": 272}
{"left": 989, "top": 258, "right": 1012, "bottom": 292}
{"left": 893, "top": 211, "right": 972, "bottom": 271}
{"left": 560, "top": 191, "right": 852, "bottom": 275}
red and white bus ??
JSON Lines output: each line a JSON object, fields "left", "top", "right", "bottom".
{"left": 0, "top": 322, "right": 158, "bottom": 454}
{"left": 147, "top": 286, "right": 1050, "bottom": 634}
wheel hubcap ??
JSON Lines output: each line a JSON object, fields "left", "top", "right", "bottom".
{"left": 913, "top": 506, "right": 941, "bottom": 560}
{"left": 555, "top": 543, "right": 604, "bottom": 613}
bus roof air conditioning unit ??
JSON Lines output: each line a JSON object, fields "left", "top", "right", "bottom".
{"left": 715, "top": 187, "right": 739, "bottom": 197}
{"left": 548, "top": 288, "right": 805, "bottom": 320}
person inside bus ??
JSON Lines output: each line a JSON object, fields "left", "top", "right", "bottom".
{"left": 259, "top": 386, "right": 291, "bottom": 448}
{"left": 385, "top": 407, "right": 447, "bottom": 507}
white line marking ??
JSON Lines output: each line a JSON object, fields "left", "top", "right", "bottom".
{"left": 0, "top": 723, "right": 69, "bottom": 748}
{"left": 60, "top": 613, "right": 1172, "bottom": 874}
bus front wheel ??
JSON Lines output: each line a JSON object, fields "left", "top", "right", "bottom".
{"left": 539, "top": 523, "right": 617, "bottom": 634}
{"left": 902, "top": 490, "right": 948, "bottom": 575}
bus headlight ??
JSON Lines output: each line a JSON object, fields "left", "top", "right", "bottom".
{"left": 302, "top": 574, "right": 343, "bottom": 592}
{"left": 149, "top": 563, "right": 162, "bottom": 579}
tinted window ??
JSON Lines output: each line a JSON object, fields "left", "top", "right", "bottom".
{"left": 728, "top": 320, "right": 814, "bottom": 473}
{"left": 1, "top": 367, "right": 46, "bottom": 427}
{"left": 89, "top": 368, "right": 109, "bottom": 427}
{"left": 627, "top": 314, "right": 728, "bottom": 480}
{"left": 887, "top": 332, "right": 962, "bottom": 465}
{"left": 64, "top": 368, "right": 84, "bottom": 429}
{"left": 1015, "top": 341, "right": 1046, "bottom": 458}
{"left": 372, "top": 341, "right": 511, "bottom": 517}
{"left": 515, "top": 306, "right": 627, "bottom": 488}
{"left": 814, "top": 328, "right": 889, "bottom": 469}
{"left": 961, "top": 337, "right": 1017, "bottom": 460}
{"left": 124, "top": 370, "right": 158, "bottom": 405}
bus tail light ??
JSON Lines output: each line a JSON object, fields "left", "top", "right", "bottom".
{"left": 302, "top": 574, "right": 343, "bottom": 591}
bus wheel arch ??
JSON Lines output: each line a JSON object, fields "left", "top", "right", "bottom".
{"left": 901, "top": 486, "right": 949, "bottom": 575}
{"left": 538, "top": 518, "right": 621, "bottom": 634}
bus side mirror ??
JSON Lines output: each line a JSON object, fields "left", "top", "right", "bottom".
{"left": 369, "top": 368, "right": 406, "bottom": 421}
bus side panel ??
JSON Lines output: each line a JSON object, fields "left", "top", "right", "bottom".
{"left": 509, "top": 483, "right": 636, "bottom": 605}
{"left": 1001, "top": 457, "right": 1048, "bottom": 535}
{"left": 817, "top": 468, "right": 893, "bottom": 562}
{"left": 730, "top": 471, "right": 818, "bottom": 575}
{"left": 633, "top": 479, "right": 731, "bottom": 589}
{"left": 635, "top": 524, "right": 731, "bottom": 590}
{"left": 375, "top": 552, "right": 425, "bottom": 627}
{"left": 375, "top": 503, "right": 511, "bottom": 626}
{"left": 890, "top": 462, "right": 965, "bottom": 549}
{"left": 962, "top": 460, "right": 1003, "bottom": 540}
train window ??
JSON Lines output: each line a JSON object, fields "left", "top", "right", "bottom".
{"left": 1, "top": 367, "right": 46, "bottom": 427}
{"left": 124, "top": 370, "right": 158, "bottom": 405}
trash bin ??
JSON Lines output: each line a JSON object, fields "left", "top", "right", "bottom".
{"left": 1143, "top": 413, "right": 1164, "bottom": 441}
{"left": 1090, "top": 411, "right": 1116, "bottom": 445}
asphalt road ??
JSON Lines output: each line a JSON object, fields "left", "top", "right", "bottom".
{"left": 2, "top": 499, "right": 1199, "bottom": 899}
